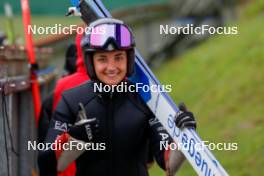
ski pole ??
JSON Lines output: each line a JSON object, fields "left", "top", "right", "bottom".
{"left": 20, "top": 0, "right": 41, "bottom": 126}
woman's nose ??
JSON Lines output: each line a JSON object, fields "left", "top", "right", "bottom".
{"left": 106, "top": 58, "right": 117, "bottom": 70}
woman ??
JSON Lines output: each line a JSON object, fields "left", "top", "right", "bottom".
{"left": 44, "top": 18, "right": 196, "bottom": 176}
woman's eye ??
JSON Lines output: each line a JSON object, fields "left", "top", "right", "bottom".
{"left": 115, "top": 56, "right": 123, "bottom": 61}
{"left": 97, "top": 57, "right": 106, "bottom": 62}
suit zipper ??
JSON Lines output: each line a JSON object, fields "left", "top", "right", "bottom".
{"left": 107, "top": 92, "right": 114, "bottom": 175}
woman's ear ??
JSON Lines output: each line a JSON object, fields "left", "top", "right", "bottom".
{"left": 126, "top": 49, "right": 135, "bottom": 77}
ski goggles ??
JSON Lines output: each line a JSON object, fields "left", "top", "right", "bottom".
{"left": 89, "top": 23, "right": 135, "bottom": 50}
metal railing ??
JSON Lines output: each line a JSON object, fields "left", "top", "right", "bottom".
{"left": 0, "top": 46, "right": 56, "bottom": 176}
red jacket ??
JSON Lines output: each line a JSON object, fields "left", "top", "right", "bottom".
{"left": 53, "top": 32, "right": 89, "bottom": 109}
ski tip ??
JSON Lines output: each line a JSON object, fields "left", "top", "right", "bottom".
{"left": 178, "top": 102, "right": 187, "bottom": 111}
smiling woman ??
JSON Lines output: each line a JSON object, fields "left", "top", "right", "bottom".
{"left": 41, "top": 17, "right": 197, "bottom": 176}
{"left": 93, "top": 50, "right": 127, "bottom": 85}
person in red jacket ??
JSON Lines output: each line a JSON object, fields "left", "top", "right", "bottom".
{"left": 53, "top": 31, "right": 90, "bottom": 110}
{"left": 53, "top": 28, "right": 90, "bottom": 176}
{"left": 38, "top": 29, "right": 90, "bottom": 176}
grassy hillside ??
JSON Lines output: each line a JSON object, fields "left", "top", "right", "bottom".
{"left": 149, "top": 2, "right": 264, "bottom": 176}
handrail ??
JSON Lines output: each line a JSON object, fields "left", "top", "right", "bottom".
{"left": 0, "top": 67, "right": 57, "bottom": 95}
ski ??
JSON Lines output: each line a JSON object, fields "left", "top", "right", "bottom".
{"left": 70, "top": 0, "right": 229, "bottom": 175}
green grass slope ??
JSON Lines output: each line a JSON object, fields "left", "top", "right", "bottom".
{"left": 150, "top": 6, "right": 264, "bottom": 176}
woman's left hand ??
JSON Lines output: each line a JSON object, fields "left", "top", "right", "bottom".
{"left": 174, "top": 102, "right": 197, "bottom": 129}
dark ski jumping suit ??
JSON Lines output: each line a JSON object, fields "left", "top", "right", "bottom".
{"left": 45, "top": 80, "right": 172, "bottom": 176}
